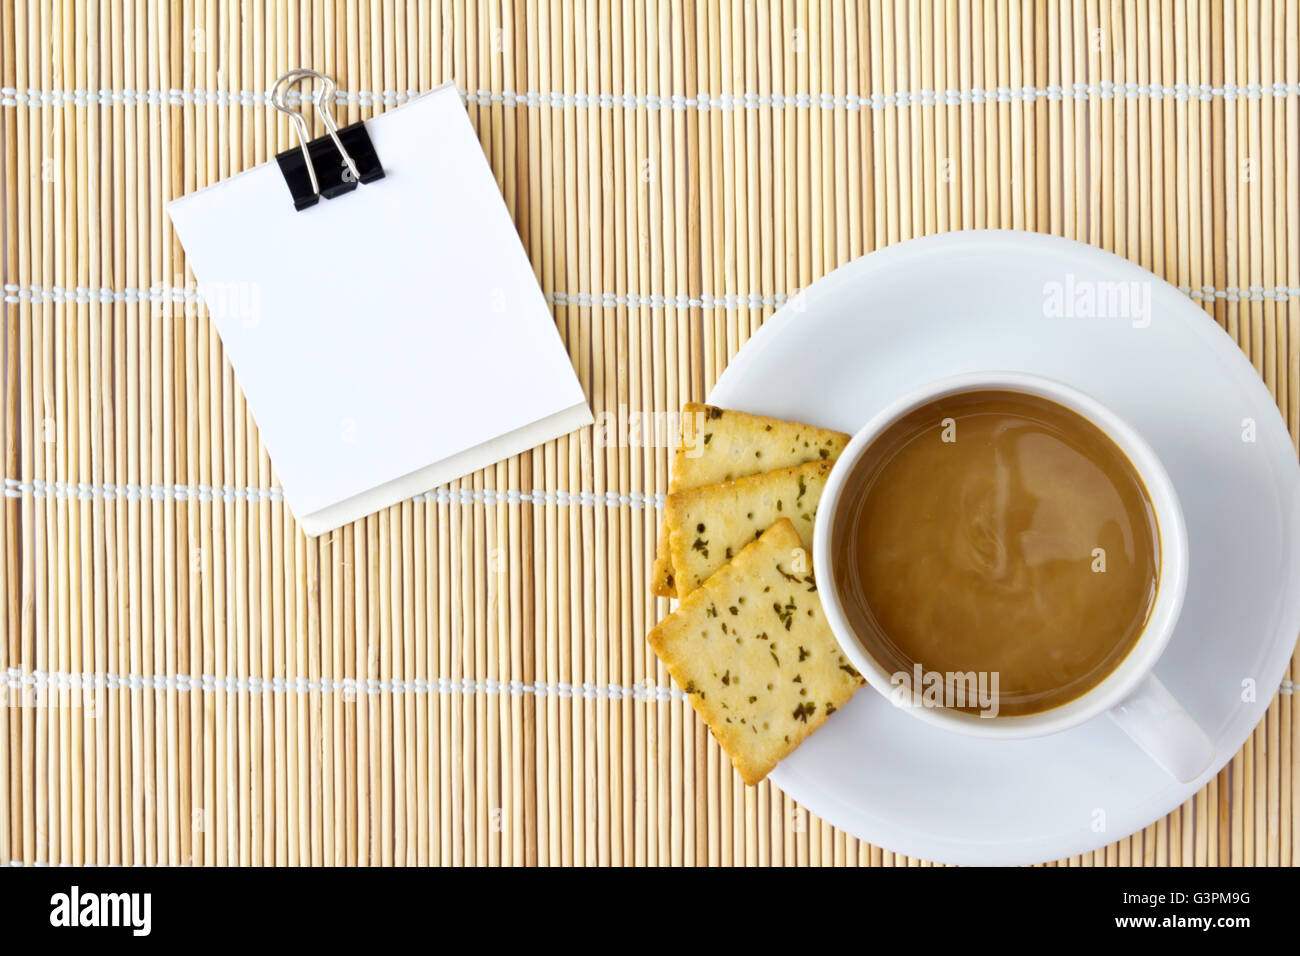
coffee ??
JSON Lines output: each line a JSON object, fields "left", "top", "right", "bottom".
{"left": 832, "top": 389, "right": 1159, "bottom": 716}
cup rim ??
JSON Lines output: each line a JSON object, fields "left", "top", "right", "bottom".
{"left": 812, "top": 370, "right": 1189, "bottom": 739}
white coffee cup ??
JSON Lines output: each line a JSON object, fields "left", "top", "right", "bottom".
{"left": 813, "top": 370, "right": 1215, "bottom": 782}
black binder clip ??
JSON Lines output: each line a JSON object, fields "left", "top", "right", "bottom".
{"left": 271, "top": 69, "right": 385, "bottom": 211}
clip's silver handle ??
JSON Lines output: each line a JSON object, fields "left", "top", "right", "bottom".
{"left": 270, "top": 69, "right": 362, "bottom": 201}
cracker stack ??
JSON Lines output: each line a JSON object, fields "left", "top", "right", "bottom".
{"left": 651, "top": 403, "right": 850, "bottom": 596}
{"left": 648, "top": 405, "right": 860, "bottom": 785}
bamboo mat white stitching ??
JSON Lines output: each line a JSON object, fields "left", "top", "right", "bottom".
{"left": 4, "top": 668, "right": 1293, "bottom": 700}
{"left": 8, "top": 280, "right": 1300, "bottom": 309}
{"left": 4, "top": 81, "right": 1300, "bottom": 110}
{"left": 1, "top": 477, "right": 666, "bottom": 510}
{"left": 3, "top": 668, "right": 687, "bottom": 702}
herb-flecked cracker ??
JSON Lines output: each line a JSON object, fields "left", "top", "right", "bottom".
{"left": 667, "top": 460, "right": 833, "bottom": 599}
{"left": 672, "top": 403, "right": 850, "bottom": 488}
{"left": 647, "top": 519, "right": 863, "bottom": 786}
{"left": 650, "top": 404, "right": 850, "bottom": 597}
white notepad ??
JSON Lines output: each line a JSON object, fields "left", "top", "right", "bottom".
{"left": 168, "top": 84, "right": 591, "bottom": 536}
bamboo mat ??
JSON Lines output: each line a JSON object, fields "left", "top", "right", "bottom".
{"left": 1, "top": 1, "right": 1297, "bottom": 867}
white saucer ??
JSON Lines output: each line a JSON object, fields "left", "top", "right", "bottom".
{"left": 709, "top": 231, "right": 1300, "bottom": 866}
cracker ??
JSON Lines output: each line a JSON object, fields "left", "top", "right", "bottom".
{"left": 667, "top": 460, "right": 833, "bottom": 599}
{"left": 649, "top": 404, "right": 850, "bottom": 597}
{"left": 673, "top": 403, "right": 850, "bottom": 487}
{"left": 647, "top": 519, "right": 863, "bottom": 786}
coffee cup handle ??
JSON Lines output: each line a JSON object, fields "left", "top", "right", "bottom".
{"left": 1107, "top": 674, "right": 1215, "bottom": 782}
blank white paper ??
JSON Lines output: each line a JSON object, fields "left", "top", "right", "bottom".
{"left": 168, "top": 84, "right": 592, "bottom": 535}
